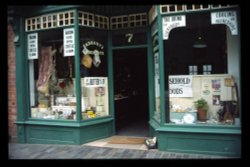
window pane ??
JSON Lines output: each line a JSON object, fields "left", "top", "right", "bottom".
{"left": 29, "top": 29, "right": 76, "bottom": 120}
{"left": 80, "top": 28, "right": 109, "bottom": 120}
{"left": 164, "top": 12, "right": 239, "bottom": 126}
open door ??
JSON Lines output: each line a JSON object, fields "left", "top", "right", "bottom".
{"left": 113, "top": 48, "right": 149, "bottom": 137}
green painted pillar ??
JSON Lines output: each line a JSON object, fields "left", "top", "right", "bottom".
{"left": 15, "top": 16, "right": 27, "bottom": 143}
{"left": 156, "top": 6, "right": 166, "bottom": 125}
{"left": 147, "top": 25, "right": 154, "bottom": 122}
{"left": 73, "top": 9, "right": 82, "bottom": 122}
{"left": 108, "top": 30, "right": 115, "bottom": 135}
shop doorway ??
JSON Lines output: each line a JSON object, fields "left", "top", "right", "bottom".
{"left": 113, "top": 48, "right": 149, "bottom": 137}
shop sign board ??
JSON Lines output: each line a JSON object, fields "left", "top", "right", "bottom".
{"left": 162, "top": 15, "right": 186, "bottom": 40}
{"left": 169, "top": 75, "right": 193, "bottom": 97}
{"left": 82, "top": 40, "right": 104, "bottom": 56}
{"left": 28, "top": 33, "right": 38, "bottom": 59}
{"left": 211, "top": 10, "right": 238, "bottom": 35}
{"left": 64, "top": 28, "right": 75, "bottom": 56}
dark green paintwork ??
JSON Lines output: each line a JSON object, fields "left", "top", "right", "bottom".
{"left": 158, "top": 131, "right": 241, "bottom": 157}
{"left": 13, "top": 5, "right": 241, "bottom": 157}
{"left": 15, "top": 17, "right": 28, "bottom": 143}
{"left": 147, "top": 26, "right": 154, "bottom": 123}
{"left": 149, "top": 5, "right": 241, "bottom": 157}
{"left": 112, "top": 44, "right": 148, "bottom": 50}
{"left": 108, "top": 30, "right": 115, "bottom": 135}
{"left": 156, "top": 6, "right": 166, "bottom": 125}
{"left": 80, "top": 121, "right": 113, "bottom": 144}
{"left": 19, "top": 117, "right": 113, "bottom": 144}
{"left": 73, "top": 9, "right": 82, "bottom": 122}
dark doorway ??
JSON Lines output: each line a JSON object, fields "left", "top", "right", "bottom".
{"left": 113, "top": 48, "right": 149, "bottom": 137}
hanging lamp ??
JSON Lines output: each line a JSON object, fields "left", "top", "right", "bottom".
{"left": 193, "top": 14, "right": 207, "bottom": 49}
{"left": 193, "top": 35, "right": 207, "bottom": 48}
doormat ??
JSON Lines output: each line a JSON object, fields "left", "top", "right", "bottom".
{"left": 108, "top": 136, "right": 146, "bottom": 144}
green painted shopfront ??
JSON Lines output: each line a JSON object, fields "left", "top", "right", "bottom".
{"left": 8, "top": 5, "right": 241, "bottom": 157}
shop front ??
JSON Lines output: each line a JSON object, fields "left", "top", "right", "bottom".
{"left": 10, "top": 5, "right": 241, "bottom": 157}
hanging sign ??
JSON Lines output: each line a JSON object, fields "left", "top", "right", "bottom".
{"left": 27, "top": 33, "right": 38, "bottom": 59}
{"left": 83, "top": 77, "right": 106, "bottom": 87}
{"left": 82, "top": 40, "right": 104, "bottom": 67}
{"left": 211, "top": 11, "right": 238, "bottom": 35}
{"left": 63, "top": 28, "right": 75, "bottom": 56}
{"left": 162, "top": 15, "right": 186, "bottom": 40}
{"left": 82, "top": 40, "right": 104, "bottom": 56}
{"left": 169, "top": 75, "right": 193, "bottom": 97}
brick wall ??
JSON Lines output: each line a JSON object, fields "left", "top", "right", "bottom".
{"left": 8, "top": 24, "right": 17, "bottom": 142}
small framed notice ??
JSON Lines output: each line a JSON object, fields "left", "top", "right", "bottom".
{"left": 28, "top": 33, "right": 38, "bottom": 59}
{"left": 63, "top": 28, "right": 75, "bottom": 56}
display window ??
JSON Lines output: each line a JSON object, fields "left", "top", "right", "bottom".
{"left": 151, "top": 19, "right": 161, "bottom": 122}
{"left": 79, "top": 28, "right": 109, "bottom": 120}
{"left": 152, "top": 35, "right": 161, "bottom": 122}
{"left": 29, "top": 29, "right": 77, "bottom": 120}
{"left": 163, "top": 11, "right": 240, "bottom": 125}
{"left": 28, "top": 26, "right": 109, "bottom": 120}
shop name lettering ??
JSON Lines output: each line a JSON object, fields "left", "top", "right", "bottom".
{"left": 169, "top": 77, "right": 190, "bottom": 84}
{"left": 164, "top": 16, "right": 183, "bottom": 34}
{"left": 85, "top": 79, "right": 105, "bottom": 86}
{"left": 83, "top": 41, "right": 104, "bottom": 50}
{"left": 163, "top": 15, "right": 185, "bottom": 39}
{"left": 215, "top": 19, "right": 236, "bottom": 31}
{"left": 213, "top": 11, "right": 237, "bottom": 32}
{"left": 165, "top": 22, "right": 181, "bottom": 35}
{"left": 169, "top": 77, "right": 190, "bottom": 95}
{"left": 215, "top": 11, "right": 235, "bottom": 18}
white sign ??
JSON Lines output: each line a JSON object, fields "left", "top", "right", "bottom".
{"left": 83, "top": 77, "right": 106, "bottom": 87}
{"left": 169, "top": 75, "right": 193, "bottom": 97}
{"left": 162, "top": 15, "right": 186, "bottom": 40}
{"left": 28, "top": 33, "right": 38, "bottom": 59}
{"left": 63, "top": 28, "right": 75, "bottom": 56}
{"left": 211, "top": 11, "right": 238, "bottom": 35}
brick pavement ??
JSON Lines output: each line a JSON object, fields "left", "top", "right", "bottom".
{"left": 8, "top": 143, "right": 234, "bottom": 159}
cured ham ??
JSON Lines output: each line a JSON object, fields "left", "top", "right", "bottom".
{"left": 37, "top": 46, "right": 56, "bottom": 96}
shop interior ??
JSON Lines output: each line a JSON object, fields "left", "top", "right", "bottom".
{"left": 164, "top": 12, "right": 227, "bottom": 76}
{"left": 113, "top": 48, "right": 149, "bottom": 137}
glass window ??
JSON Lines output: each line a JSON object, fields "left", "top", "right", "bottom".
{"left": 151, "top": 27, "right": 161, "bottom": 122}
{"left": 154, "top": 51, "right": 161, "bottom": 121}
{"left": 164, "top": 11, "right": 240, "bottom": 126}
{"left": 188, "top": 65, "right": 198, "bottom": 75}
{"left": 29, "top": 29, "right": 76, "bottom": 120}
{"left": 203, "top": 65, "right": 212, "bottom": 74}
{"left": 79, "top": 28, "right": 109, "bottom": 120}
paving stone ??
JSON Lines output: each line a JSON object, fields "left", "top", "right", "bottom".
{"left": 160, "top": 153, "right": 170, "bottom": 159}
{"left": 27, "top": 152, "right": 43, "bottom": 159}
{"left": 8, "top": 143, "right": 235, "bottom": 159}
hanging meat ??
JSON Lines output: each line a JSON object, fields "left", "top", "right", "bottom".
{"left": 37, "top": 46, "right": 57, "bottom": 96}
